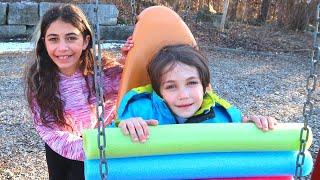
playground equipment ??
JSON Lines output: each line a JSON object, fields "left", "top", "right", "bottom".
{"left": 86, "top": 1, "right": 319, "bottom": 180}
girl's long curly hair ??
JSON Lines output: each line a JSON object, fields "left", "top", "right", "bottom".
{"left": 26, "top": 4, "right": 94, "bottom": 128}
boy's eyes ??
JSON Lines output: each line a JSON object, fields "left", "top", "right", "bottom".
{"left": 164, "top": 84, "right": 176, "bottom": 89}
{"left": 163, "top": 81, "right": 199, "bottom": 89}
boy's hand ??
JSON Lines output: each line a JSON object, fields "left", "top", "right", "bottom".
{"left": 242, "top": 115, "right": 277, "bottom": 131}
{"left": 118, "top": 117, "right": 158, "bottom": 143}
{"left": 119, "top": 36, "right": 133, "bottom": 64}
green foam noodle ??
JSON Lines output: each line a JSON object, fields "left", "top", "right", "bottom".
{"left": 83, "top": 123, "right": 312, "bottom": 159}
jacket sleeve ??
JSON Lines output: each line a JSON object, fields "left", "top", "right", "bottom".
{"left": 226, "top": 106, "right": 243, "bottom": 123}
{"left": 32, "top": 104, "right": 86, "bottom": 161}
{"left": 114, "top": 95, "right": 154, "bottom": 127}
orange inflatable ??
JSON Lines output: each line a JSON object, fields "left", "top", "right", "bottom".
{"left": 116, "top": 6, "right": 197, "bottom": 109}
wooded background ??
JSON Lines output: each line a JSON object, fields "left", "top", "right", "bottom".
{"left": 7, "top": 0, "right": 320, "bottom": 31}
{"left": 96, "top": 0, "right": 319, "bottom": 31}
{"left": 124, "top": 0, "right": 320, "bottom": 31}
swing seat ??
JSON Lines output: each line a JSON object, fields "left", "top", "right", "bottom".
{"left": 83, "top": 123, "right": 313, "bottom": 179}
{"left": 83, "top": 6, "right": 314, "bottom": 180}
{"left": 116, "top": 5, "right": 197, "bottom": 108}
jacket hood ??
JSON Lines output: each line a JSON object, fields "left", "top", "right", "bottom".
{"left": 117, "top": 84, "right": 241, "bottom": 123}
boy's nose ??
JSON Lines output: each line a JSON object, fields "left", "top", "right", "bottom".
{"left": 177, "top": 89, "right": 189, "bottom": 99}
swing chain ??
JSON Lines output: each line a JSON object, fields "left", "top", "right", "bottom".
{"left": 130, "top": 0, "right": 137, "bottom": 25}
{"left": 295, "top": 3, "right": 319, "bottom": 180}
{"left": 92, "top": 0, "right": 108, "bottom": 179}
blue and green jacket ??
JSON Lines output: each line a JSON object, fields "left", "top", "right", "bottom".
{"left": 116, "top": 84, "right": 242, "bottom": 125}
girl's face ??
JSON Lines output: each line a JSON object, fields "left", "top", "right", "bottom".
{"left": 44, "top": 19, "right": 89, "bottom": 76}
{"left": 159, "top": 62, "right": 204, "bottom": 118}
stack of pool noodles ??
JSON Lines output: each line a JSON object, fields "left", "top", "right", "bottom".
{"left": 82, "top": 123, "right": 313, "bottom": 179}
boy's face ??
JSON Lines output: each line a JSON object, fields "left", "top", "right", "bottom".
{"left": 160, "top": 62, "right": 204, "bottom": 118}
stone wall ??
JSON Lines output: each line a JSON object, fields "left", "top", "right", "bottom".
{"left": 0, "top": 2, "right": 133, "bottom": 41}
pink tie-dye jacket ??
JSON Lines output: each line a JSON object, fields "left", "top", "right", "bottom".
{"left": 32, "top": 65, "right": 122, "bottom": 161}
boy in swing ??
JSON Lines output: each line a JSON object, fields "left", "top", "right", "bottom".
{"left": 117, "top": 44, "right": 277, "bottom": 143}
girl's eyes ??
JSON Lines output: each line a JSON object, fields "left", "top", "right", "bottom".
{"left": 66, "top": 36, "right": 78, "bottom": 41}
{"left": 47, "top": 36, "right": 78, "bottom": 42}
{"left": 187, "top": 81, "right": 199, "bottom": 85}
{"left": 48, "top": 37, "right": 58, "bottom": 42}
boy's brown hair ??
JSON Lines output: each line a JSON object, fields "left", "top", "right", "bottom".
{"left": 147, "top": 44, "right": 210, "bottom": 96}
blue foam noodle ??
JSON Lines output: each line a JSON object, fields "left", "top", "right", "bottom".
{"left": 84, "top": 151, "right": 313, "bottom": 179}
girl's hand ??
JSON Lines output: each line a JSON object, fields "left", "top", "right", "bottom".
{"left": 118, "top": 117, "right": 158, "bottom": 143}
{"left": 119, "top": 36, "right": 133, "bottom": 64}
{"left": 242, "top": 115, "right": 277, "bottom": 131}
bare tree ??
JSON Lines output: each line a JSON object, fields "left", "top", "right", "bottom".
{"left": 220, "top": 0, "right": 230, "bottom": 31}
{"left": 287, "top": 1, "right": 309, "bottom": 31}
{"left": 306, "top": 0, "right": 320, "bottom": 26}
{"left": 229, "top": 0, "right": 239, "bottom": 21}
{"left": 259, "top": 0, "right": 271, "bottom": 23}
{"left": 163, "top": 0, "right": 182, "bottom": 11}
{"left": 276, "top": 0, "right": 286, "bottom": 26}
{"left": 241, "top": 0, "right": 248, "bottom": 22}
{"left": 195, "top": 0, "right": 205, "bottom": 11}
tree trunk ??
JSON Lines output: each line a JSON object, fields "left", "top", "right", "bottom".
{"left": 276, "top": 0, "right": 286, "bottom": 26}
{"left": 133, "top": 0, "right": 141, "bottom": 24}
{"left": 172, "top": 0, "right": 181, "bottom": 12}
{"left": 195, "top": 0, "right": 200, "bottom": 11}
{"left": 286, "top": 0, "right": 296, "bottom": 29}
{"left": 288, "top": 1, "right": 309, "bottom": 31}
{"left": 196, "top": 0, "right": 205, "bottom": 10}
{"left": 259, "top": 0, "right": 271, "bottom": 23}
{"left": 220, "top": 0, "right": 230, "bottom": 31}
{"left": 229, "top": 0, "right": 239, "bottom": 21}
{"left": 206, "top": 0, "right": 210, "bottom": 9}
{"left": 306, "top": 0, "right": 320, "bottom": 26}
{"left": 241, "top": 0, "right": 248, "bottom": 22}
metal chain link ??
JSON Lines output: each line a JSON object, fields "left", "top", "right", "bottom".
{"left": 183, "top": 0, "right": 191, "bottom": 21}
{"left": 92, "top": 0, "right": 108, "bottom": 179}
{"left": 295, "top": 3, "right": 319, "bottom": 180}
{"left": 130, "top": 0, "right": 137, "bottom": 25}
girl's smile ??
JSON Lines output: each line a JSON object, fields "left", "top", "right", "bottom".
{"left": 44, "top": 19, "right": 89, "bottom": 76}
